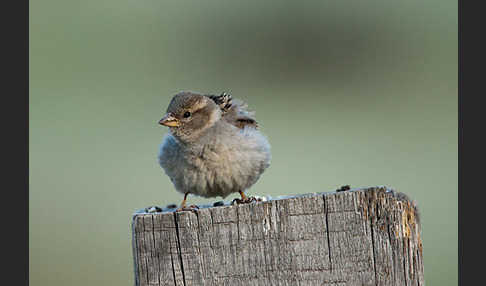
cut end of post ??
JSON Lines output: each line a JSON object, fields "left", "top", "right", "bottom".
{"left": 131, "top": 186, "right": 424, "bottom": 286}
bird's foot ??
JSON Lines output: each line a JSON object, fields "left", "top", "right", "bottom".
{"left": 231, "top": 196, "right": 262, "bottom": 205}
{"left": 175, "top": 204, "right": 199, "bottom": 212}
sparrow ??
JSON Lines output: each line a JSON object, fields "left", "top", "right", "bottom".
{"left": 158, "top": 91, "right": 271, "bottom": 211}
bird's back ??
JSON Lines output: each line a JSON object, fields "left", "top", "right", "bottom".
{"left": 207, "top": 92, "right": 259, "bottom": 129}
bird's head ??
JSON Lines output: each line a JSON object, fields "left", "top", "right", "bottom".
{"left": 159, "top": 91, "right": 221, "bottom": 143}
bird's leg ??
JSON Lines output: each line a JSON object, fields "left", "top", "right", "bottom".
{"left": 239, "top": 190, "right": 248, "bottom": 201}
{"left": 176, "top": 193, "right": 199, "bottom": 212}
{"left": 180, "top": 193, "right": 188, "bottom": 209}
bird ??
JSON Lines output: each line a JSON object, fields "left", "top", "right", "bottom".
{"left": 157, "top": 91, "right": 271, "bottom": 211}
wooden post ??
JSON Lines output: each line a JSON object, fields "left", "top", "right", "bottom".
{"left": 131, "top": 186, "right": 424, "bottom": 286}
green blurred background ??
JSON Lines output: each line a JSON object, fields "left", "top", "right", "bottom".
{"left": 30, "top": 0, "right": 457, "bottom": 285}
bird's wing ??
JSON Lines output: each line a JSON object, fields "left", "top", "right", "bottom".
{"left": 207, "top": 92, "right": 258, "bottom": 129}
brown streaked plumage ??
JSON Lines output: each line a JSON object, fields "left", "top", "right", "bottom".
{"left": 206, "top": 92, "right": 258, "bottom": 129}
{"left": 158, "top": 91, "right": 271, "bottom": 211}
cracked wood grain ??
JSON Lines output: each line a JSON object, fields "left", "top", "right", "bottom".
{"left": 132, "top": 187, "right": 424, "bottom": 286}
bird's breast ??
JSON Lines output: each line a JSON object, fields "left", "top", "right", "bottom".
{"left": 159, "top": 130, "right": 270, "bottom": 198}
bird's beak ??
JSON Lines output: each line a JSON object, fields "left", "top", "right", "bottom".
{"left": 158, "top": 113, "right": 180, "bottom": 127}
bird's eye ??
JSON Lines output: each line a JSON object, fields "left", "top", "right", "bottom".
{"left": 183, "top": 111, "right": 191, "bottom": 118}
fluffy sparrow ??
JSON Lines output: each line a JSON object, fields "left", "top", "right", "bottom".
{"left": 158, "top": 91, "right": 271, "bottom": 211}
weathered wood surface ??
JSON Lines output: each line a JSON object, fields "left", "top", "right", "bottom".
{"left": 131, "top": 186, "right": 424, "bottom": 286}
